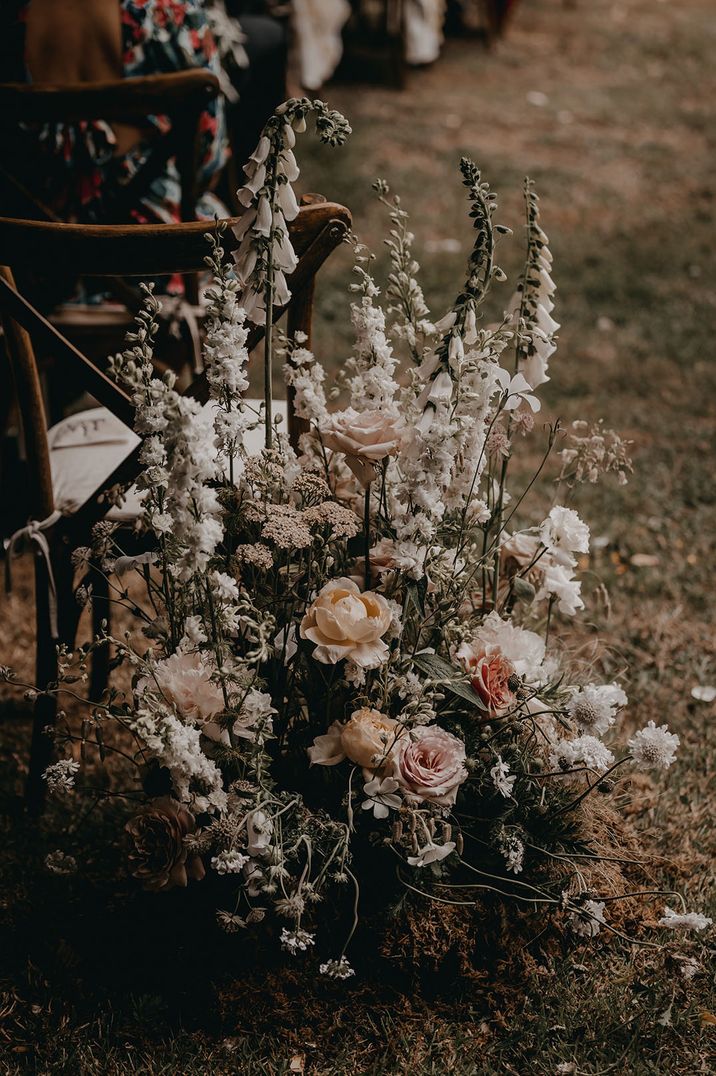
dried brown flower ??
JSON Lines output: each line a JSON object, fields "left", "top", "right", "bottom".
{"left": 302, "top": 501, "right": 361, "bottom": 539}
{"left": 293, "top": 471, "right": 332, "bottom": 505}
{"left": 234, "top": 543, "right": 274, "bottom": 571}
{"left": 125, "top": 797, "right": 205, "bottom": 892}
{"left": 261, "top": 505, "right": 313, "bottom": 549}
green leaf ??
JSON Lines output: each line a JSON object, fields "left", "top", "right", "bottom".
{"left": 412, "top": 653, "right": 489, "bottom": 711}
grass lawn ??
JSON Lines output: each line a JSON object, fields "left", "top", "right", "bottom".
{"left": 1, "top": 0, "right": 715, "bottom": 1071}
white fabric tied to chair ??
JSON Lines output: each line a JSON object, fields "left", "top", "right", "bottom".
{"left": 4, "top": 510, "right": 62, "bottom": 639}
{"left": 47, "top": 400, "right": 288, "bottom": 520}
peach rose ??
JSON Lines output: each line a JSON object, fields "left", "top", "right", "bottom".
{"left": 300, "top": 577, "right": 392, "bottom": 668}
{"left": 308, "top": 708, "right": 405, "bottom": 770}
{"left": 396, "top": 726, "right": 468, "bottom": 807}
{"left": 322, "top": 408, "right": 402, "bottom": 486}
{"left": 468, "top": 652, "right": 517, "bottom": 715}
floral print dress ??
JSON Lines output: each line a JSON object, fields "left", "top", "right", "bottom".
{"left": 1, "top": 0, "right": 228, "bottom": 226}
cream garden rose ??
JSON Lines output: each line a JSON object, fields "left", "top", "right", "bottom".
{"left": 308, "top": 708, "right": 406, "bottom": 770}
{"left": 300, "top": 577, "right": 393, "bottom": 667}
{"left": 322, "top": 407, "right": 402, "bottom": 486}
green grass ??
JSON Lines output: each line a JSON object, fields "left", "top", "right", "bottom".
{"left": 1, "top": 0, "right": 715, "bottom": 1070}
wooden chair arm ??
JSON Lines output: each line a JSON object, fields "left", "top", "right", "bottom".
{"left": 0, "top": 71, "right": 220, "bottom": 125}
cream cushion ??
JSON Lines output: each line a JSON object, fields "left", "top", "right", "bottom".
{"left": 48, "top": 400, "right": 289, "bottom": 520}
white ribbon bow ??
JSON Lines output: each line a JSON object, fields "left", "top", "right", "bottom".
{"left": 4, "top": 510, "right": 62, "bottom": 640}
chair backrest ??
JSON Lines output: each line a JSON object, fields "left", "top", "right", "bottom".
{"left": 0, "top": 71, "right": 221, "bottom": 228}
{"left": 0, "top": 201, "right": 351, "bottom": 531}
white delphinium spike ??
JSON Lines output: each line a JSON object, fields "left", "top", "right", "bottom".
{"left": 345, "top": 266, "right": 400, "bottom": 412}
{"left": 628, "top": 721, "right": 679, "bottom": 770}
{"left": 43, "top": 759, "right": 80, "bottom": 793}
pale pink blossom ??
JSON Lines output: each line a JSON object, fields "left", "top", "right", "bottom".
{"left": 396, "top": 726, "right": 468, "bottom": 806}
{"left": 322, "top": 408, "right": 402, "bottom": 486}
{"left": 138, "top": 652, "right": 224, "bottom": 723}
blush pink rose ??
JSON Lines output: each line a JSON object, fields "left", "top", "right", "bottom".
{"left": 396, "top": 726, "right": 468, "bottom": 807}
{"left": 308, "top": 708, "right": 406, "bottom": 770}
{"left": 322, "top": 408, "right": 402, "bottom": 486}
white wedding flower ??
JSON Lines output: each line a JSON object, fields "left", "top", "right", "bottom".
{"left": 459, "top": 610, "right": 546, "bottom": 682}
{"left": 211, "top": 850, "right": 250, "bottom": 875}
{"left": 493, "top": 368, "right": 541, "bottom": 412}
{"left": 549, "top": 735, "right": 615, "bottom": 774}
{"left": 628, "top": 721, "right": 679, "bottom": 770}
{"left": 539, "top": 506, "right": 590, "bottom": 566}
{"left": 43, "top": 759, "right": 80, "bottom": 794}
{"left": 659, "top": 906, "right": 712, "bottom": 933}
{"left": 407, "top": 839, "right": 456, "bottom": 868}
{"left": 566, "top": 898, "right": 607, "bottom": 939}
{"left": 490, "top": 757, "right": 516, "bottom": 799}
{"left": 319, "top": 956, "right": 356, "bottom": 980}
{"left": 280, "top": 927, "right": 315, "bottom": 955}
{"left": 567, "top": 683, "right": 628, "bottom": 736}
{"left": 361, "top": 776, "right": 402, "bottom": 819}
{"left": 537, "top": 562, "right": 584, "bottom": 616}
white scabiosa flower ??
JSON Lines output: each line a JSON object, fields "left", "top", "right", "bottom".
{"left": 211, "top": 850, "right": 250, "bottom": 875}
{"left": 567, "top": 683, "right": 628, "bottom": 736}
{"left": 549, "top": 735, "right": 615, "bottom": 774}
{"left": 628, "top": 721, "right": 679, "bottom": 770}
{"left": 659, "top": 906, "right": 712, "bottom": 932}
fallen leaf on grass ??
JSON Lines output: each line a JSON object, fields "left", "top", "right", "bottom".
{"left": 630, "top": 553, "right": 660, "bottom": 567}
{"left": 289, "top": 1055, "right": 306, "bottom": 1073}
{"left": 699, "top": 1011, "right": 716, "bottom": 1027}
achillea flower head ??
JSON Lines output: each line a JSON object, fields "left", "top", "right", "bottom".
{"left": 659, "top": 906, "right": 712, "bottom": 932}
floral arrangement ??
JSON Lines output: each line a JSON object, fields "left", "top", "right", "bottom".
{"left": 15, "top": 98, "right": 711, "bottom": 978}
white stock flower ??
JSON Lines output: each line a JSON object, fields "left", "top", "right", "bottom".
{"left": 628, "top": 721, "right": 679, "bottom": 770}
{"left": 539, "top": 506, "right": 590, "bottom": 566}
{"left": 537, "top": 562, "right": 584, "bottom": 615}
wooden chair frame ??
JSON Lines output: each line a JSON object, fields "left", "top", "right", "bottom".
{"left": 0, "top": 200, "right": 351, "bottom": 809}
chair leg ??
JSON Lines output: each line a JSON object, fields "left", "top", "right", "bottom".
{"left": 26, "top": 540, "right": 80, "bottom": 813}
{"left": 89, "top": 566, "right": 111, "bottom": 702}
{"left": 286, "top": 279, "right": 315, "bottom": 451}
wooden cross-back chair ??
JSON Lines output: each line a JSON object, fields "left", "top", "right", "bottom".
{"left": 0, "top": 200, "right": 351, "bottom": 810}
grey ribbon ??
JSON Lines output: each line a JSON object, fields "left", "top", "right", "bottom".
{"left": 4, "top": 510, "right": 62, "bottom": 640}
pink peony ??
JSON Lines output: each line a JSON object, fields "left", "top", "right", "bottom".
{"left": 138, "top": 651, "right": 224, "bottom": 723}
{"left": 396, "top": 726, "right": 468, "bottom": 807}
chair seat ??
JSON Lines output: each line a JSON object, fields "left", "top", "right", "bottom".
{"left": 48, "top": 400, "right": 288, "bottom": 521}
